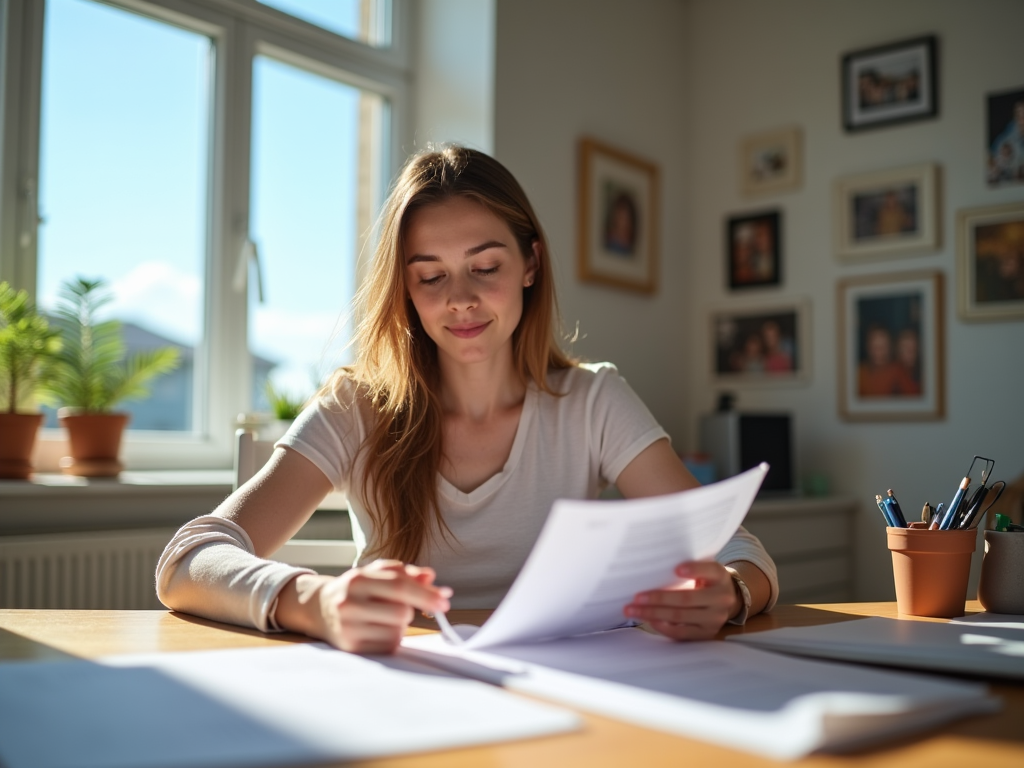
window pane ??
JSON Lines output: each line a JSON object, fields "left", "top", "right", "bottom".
{"left": 250, "top": 56, "right": 379, "bottom": 411}
{"left": 257, "top": 0, "right": 390, "bottom": 46}
{"left": 38, "top": 0, "right": 210, "bottom": 432}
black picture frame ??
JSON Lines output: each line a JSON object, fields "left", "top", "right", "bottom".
{"left": 986, "top": 86, "right": 1024, "bottom": 187}
{"left": 726, "top": 210, "right": 781, "bottom": 290}
{"left": 841, "top": 35, "right": 938, "bottom": 132}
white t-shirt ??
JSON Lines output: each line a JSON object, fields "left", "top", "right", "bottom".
{"left": 279, "top": 362, "right": 777, "bottom": 610}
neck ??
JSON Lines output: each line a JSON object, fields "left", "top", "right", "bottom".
{"left": 437, "top": 348, "right": 526, "bottom": 421}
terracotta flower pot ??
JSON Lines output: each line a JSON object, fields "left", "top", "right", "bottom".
{"left": 887, "top": 526, "right": 978, "bottom": 618}
{"left": 58, "top": 412, "right": 130, "bottom": 477}
{"left": 0, "top": 412, "right": 44, "bottom": 479}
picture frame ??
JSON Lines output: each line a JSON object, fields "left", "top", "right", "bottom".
{"left": 739, "top": 126, "right": 802, "bottom": 196}
{"left": 834, "top": 163, "right": 940, "bottom": 261}
{"left": 841, "top": 35, "right": 938, "bottom": 132}
{"left": 956, "top": 202, "right": 1024, "bottom": 322}
{"left": 711, "top": 300, "right": 810, "bottom": 386}
{"left": 577, "top": 137, "right": 659, "bottom": 293}
{"left": 837, "top": 271, "right": 944, "bottom": 422}
{"left": 726, "top": 210, "right": 781, "bottom": 290}
{"left": 986, "top": 86, "right": 1024, "bottom": 187}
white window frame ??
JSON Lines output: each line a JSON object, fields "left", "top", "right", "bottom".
{"left": 0, "top": 0, "right": 410, "bottom": 470}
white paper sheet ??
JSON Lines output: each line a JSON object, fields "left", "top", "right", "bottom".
{"left": 440, "top": 462, "right": 767, "bottom": 650}
{"left": 0, "top": 643, "right": 580, "bottom": 768}
{"left": 402, "top": 628, "right": 999, "bottom": 759}
{"left": 727, "top": 615, "right": 1024, "bottom": 680}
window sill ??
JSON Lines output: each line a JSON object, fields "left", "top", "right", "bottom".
{"left": 1, "top": 470, "right": 235, "bottom": 536}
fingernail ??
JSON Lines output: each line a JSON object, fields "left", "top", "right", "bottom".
{"left": 634, "top": 593, "right": 649, "bottom": 605}
{"left": 438, "top": 586, "right": 453, "bottom": 598}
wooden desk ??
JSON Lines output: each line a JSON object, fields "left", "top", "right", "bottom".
{"left": 1, "top": 603, "right": 1021, "bottom": 767}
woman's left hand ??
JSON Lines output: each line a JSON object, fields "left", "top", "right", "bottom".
{"left": 623, "top": 561, "right": 739, "bottom": 641}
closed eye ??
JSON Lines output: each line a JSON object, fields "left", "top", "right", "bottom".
{"left": 419, "top": 274, "right": 444, "bottom": 285}
{"left": 476, "top": 266, "right": 499, "bottom": 276}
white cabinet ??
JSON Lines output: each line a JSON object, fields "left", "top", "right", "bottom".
{"left": 742, "top": 497, "right": 857, "bottom": 603}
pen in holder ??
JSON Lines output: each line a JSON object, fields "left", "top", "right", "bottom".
{"left": 887, "top": 525, "right": 977, "bottom": 618}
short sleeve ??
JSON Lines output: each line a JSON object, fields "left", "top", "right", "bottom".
{"left": 276, "top": 380, "right": 366, "bottom": 494}
{"left": 582, "top": 363, "right": 670, "bottom": 485}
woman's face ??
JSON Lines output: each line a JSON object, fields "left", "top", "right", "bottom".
{"left": 403, "top": 196, "right": 537, "bottom": 370}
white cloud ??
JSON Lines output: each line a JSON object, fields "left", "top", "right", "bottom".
{"left": 109, "top": 261, "right": 202, "bottom": 344}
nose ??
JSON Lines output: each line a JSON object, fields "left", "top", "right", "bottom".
{"left": 446, "top": 273, "right": 479, "bottom": 312}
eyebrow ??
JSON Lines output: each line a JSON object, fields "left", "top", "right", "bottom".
{"left": 406, "top": 240, "right": 509, "bottom": 265}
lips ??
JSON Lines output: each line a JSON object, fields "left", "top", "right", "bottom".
{"left": 446, "top": 321, "right": 491, "bottom": 339}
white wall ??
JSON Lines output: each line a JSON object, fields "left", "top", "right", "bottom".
{"left": 493, "top": 0, "right": 692, "bottom": 441}
{"left": 412, "top": 0, "right": 496, "bottom": 153}
{"left": 684, "top": 0, "right": 1024, "bottom": 600}
{"left": 487, "top": 0, "right": 1024, "bottom": 601}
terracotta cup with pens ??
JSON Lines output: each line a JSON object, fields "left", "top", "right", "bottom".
{"left": 882, "top": 458, "right": 1002, "bottom": 618}
{"left": 887, "top": 525, "right": 977, "bottom": 618}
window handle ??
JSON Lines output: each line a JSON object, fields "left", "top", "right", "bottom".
{"left": 233, "top": 235, "right": 265, "bottom": 303}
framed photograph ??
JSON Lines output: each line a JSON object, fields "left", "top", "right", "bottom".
{"left": 711, "top": 301, "right": 810, "bottom": 385}
{"left": 841, "top": 35, "right": 938, "bottom": 132}
{"left": 837, "top": 271, "right": 944, "bottom": 421}
{"left": 957, "top": 202, "right": 1024, "bottom": 321}
{"left": 834, "top": 163, "right": 940, "bottom": 261}
{"left": 577, "top": 137, "right": 659, "bottom": 293}
{"left": 739, "top": 126, "right": 802, "bottom": 196}
{"left": 986, "top": 86, "right": 1024, "bottom": 186}
{"left": 726, "top": 210, "right": 781, "bottom": 290}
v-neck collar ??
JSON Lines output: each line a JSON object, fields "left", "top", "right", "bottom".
{"left": 436, "top": 383, "right": 537, "bottom": 507}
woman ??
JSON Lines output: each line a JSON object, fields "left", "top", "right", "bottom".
{"left": 157, "top": 147, "right": 777, "bottom": 654}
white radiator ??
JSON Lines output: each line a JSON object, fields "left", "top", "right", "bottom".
{"left": 0, "top": 528, "right": 177, "bottom": 610}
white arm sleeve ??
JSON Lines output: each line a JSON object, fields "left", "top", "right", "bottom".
{"left": 155, "top": 516, "right": 315, "bottom": 633}
{"left": 715, "top": 525, "right": 779, "bottom": 615}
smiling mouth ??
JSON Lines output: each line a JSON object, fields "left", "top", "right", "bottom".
{"left": 446, "top": 322, "right": 490, "bottom": 339}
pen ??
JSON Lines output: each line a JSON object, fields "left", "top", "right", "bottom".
{"left": 939, "top": 477, "right": 970, "bottom": 530}
{"left": 875, "top": 494, "right": 896, "bottom": 527}
{"left": 929, "top": 502, "right": 944, "bottom": 530}
{"left": 921, "top": 503, "right": 933, "bottom": 524}
{"left": 885, "top": 489, "right": 907, "bottom": 527}
{"left": 882, "top": 497, "right": 906, "bottom": 528}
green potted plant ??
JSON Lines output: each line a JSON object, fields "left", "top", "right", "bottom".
{"left": 0, "top": 282, "right": 62, "bottom": 478}
{"left": 44, "top": 277, "right": 180, "bottom": 477}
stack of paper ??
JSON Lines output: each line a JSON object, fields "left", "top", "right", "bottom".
{"left": 402, "top": 628, "right": 999, "bottom": 760}
{"left": 726, "top": 614, "right": 1024, "bottom": 680}
{"left": 0, "top": 644, "right": 579, "bottom": 768}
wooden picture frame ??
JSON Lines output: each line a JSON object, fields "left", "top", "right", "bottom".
{"left": 711, "top": 300, "right": 810, "bottom": 386}
{"left": 727, "top": 210, "right": 781, "bottom": 290}
{"left": 837, "top": 271, "right": 944, "bottom": 421}
{"left": 834, "top": 163, "right": 940, "bottom": 261}
{"left": 577, "top": 137, "right": 659, "bottom": 293}
{"left": 739, "top": 126, "right": 802, "bottom": 196}
{"left": 841, "top": 35, "right": 938, "bottom": 132}
{"left": 956, "top": 202, "right": 1024, "bottom": 321}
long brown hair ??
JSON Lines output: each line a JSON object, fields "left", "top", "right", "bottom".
{"left": 325, "top": 146, "right": 573, "bottom": 563}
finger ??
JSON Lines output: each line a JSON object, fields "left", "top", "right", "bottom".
{"left": 340, "top": 597, "right": 416, "bottom": 628}
{"left": 675, "top": 560, "right": 731, "bottom": 585}
{"left": 337, "top": 621, "right": 406, "bottom": 654}
{"left": 647, "top": 619, "right": 718, "bottom": 642}
{"left": 626, "top": 603, "right": 728, "bottom": 625}
{"left": 344, "top": 567, "right": 451, "bottom": 614}
{"left": 632, "top": 582, "right": 734, "bottom": 610}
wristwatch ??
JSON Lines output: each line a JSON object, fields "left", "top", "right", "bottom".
{"left": 725, "top": 566, "right": 752, "bottom": 626}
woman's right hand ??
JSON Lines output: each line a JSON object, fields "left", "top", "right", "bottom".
{"left": 279, "top": 560, "right": 452, "bottom": 654}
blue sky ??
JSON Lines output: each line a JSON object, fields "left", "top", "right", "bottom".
{"left": 38, "top": 0, "right": 365, "bottom": 402}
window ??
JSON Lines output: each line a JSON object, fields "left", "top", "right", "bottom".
{"left": 1, "top": 0, "right": 408, "bottom": 469}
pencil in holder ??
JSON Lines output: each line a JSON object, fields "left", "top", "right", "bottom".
{"left": 887, "top": 526, "right": 978, "bottom": 618}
